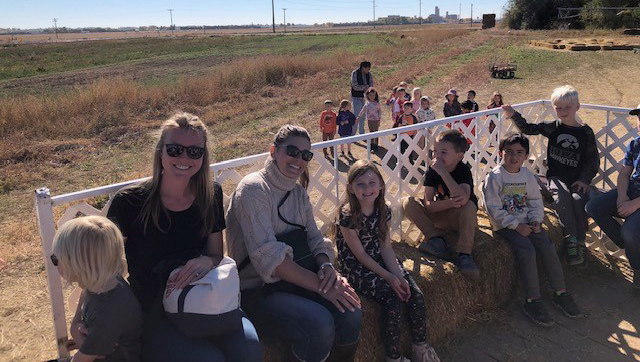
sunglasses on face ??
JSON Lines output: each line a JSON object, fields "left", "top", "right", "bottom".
{"left": 50, "top": 254, "right": 59, "bottom": 267}
{"left": 284, "top": 145, "right": 314, "bottom": 162}
{"left": 165, "top": 144, "right": 205, "bottom": 159}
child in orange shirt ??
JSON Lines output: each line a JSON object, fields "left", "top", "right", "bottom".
{"left": 320, "top": 100, "right": 337, "bottom": 156}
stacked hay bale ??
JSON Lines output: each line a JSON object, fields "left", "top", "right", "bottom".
{"left": 263, "top": 209, "right": 564, "bottom": 361}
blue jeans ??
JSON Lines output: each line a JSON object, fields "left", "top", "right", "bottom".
{"left": 585, "top": 188, "right": 640, "bottom": 269}
{"left": 142, "top": 313, "right": 262, "bottom": 362}
{"left": 351, "top": 96, "right": 366, "bottom": 135}
{"left": 242, "top": 287, "right": 362, "bottom": 362}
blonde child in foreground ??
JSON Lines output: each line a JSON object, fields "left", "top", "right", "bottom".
{"left": 49, "top": 216, "right": 142, "bottom": 362}
{"left": 483, "top": 133, "right": 582, "bottom": 327}
{"left": 502, "top": 85, "right": 599, "bottom": 267}
{"left": 335, "top": 160, "right": 440, "bottom": 362}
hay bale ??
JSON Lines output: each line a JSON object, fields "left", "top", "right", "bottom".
{"left": 261, "top": 210, "right": 564, "bottom": 361}
{"left": 570, "top": 45, "right": 588, "bottom": 51}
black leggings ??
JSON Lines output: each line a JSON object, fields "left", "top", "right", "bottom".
{"left": 353, "top": 271, "right": 427, "bottom": 358}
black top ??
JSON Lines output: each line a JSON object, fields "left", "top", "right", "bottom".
{"left": 423, "top": 161, "right": 478, "bottom": 206}
{"left": 107, "top": 183, "right": 226, "bottom": 312}
{"left": 512, "top": 112, "right": 600, "bottom": 185}
{"left": 443, "top": 100, "right": 462, "bottom": 117}
{"left": 80, "top": 277, "right": 143, "bottom": 362}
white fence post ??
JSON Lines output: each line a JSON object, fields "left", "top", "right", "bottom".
{"left": 35, "top": 187, "right": 69, "bottom": 359}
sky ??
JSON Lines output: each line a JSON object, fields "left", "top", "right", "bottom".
{"left": 2, "top": 0, "right": 509, "bottom": 29}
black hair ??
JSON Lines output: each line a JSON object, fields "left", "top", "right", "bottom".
{"left": 360, "top": 61, "right": 372, "bottom": 68}
{"left": 460, "top": 100, "right": 474, "bottom": 111}
{"left": 468, "top": 90, "right": 476, "bottom": 97}
{"left": 436, "top": 130, "right": 469, "bottom": 153}
{"left": 499, "top": 132, "right": 530, "bottom": 154}
{"left": 403, "top": 101, "right": 413, "bottom": 108}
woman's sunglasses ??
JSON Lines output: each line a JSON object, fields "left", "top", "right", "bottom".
{"left": 165, "top": 144, "right": 205, "bottom": 159}
{"left": 284, "top": 145, "right": 314, "bottom": 162}
{"left": 50, "top": 254, "right": 59, "bottom": 267}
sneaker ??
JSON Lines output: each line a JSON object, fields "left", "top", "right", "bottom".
{"left": 552, "top": 292, "right": 583, "bottom": 318}
{"left": 523, "top": 299, "right": 554, "bottom": 327}
{"left": 456, "top": 254, "right": 480, "bottom": 280}
{"left": 565, "top": 237, "right": 585, "bottom": 266}
{"left": 341, "top": 151, "right": 346, "bottom": 157}
{"left": 634, "top": 270, "right": 640, "bottom": 289}
{"left": 412, "top": 342, "right": 441, "bottom": 362}
{"left": 348, "top": 152, "right": 354, "bottom": 158}
{"left": 418, "top": 236, "right": 450, "bottom": 260}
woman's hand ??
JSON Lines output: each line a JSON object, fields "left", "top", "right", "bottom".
{"left": 317, "top": 264, "right": 338, "bottom": 294}
{"left": 321, "top": 276, "right": 361, "bottom": 313}
{"left": 168, "top": 255, "right": 215, "bottom": 291}
{"left": 385, "top": 274, "right": 410, "bottom": 302}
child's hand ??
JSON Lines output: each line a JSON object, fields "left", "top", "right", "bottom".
{"left": 385, "top": 274, "right": 410, "bottom": 301}
{"left": 571, "top": 181, "right": 590, "bottom": 195}
{"left": 430, "top": 158, "right": 448, "bottom": 176}
{"left": 515, "top": 223, "right": 532, "bottom": 236}
{"left": 617, "top": 200, "right": 639, "bottom": 217}
{"left": 530, "top": 221, "right": 542, "bottom": 233}
{"left": 450, "top": 193, "right": 465, "bottom": 208}
{"left": 68, "top": 321, "right": 88, "bottom": 350}
{"left": 501, "top": 105, "right": 515, "bottom": 119}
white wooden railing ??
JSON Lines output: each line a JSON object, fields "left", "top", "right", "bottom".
{"left": 35, "top": 100, "right": 637, "bottom": 358}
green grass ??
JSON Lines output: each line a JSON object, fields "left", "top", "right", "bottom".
{"left": 0, "top": 33, "right": 381, "bottom": 81}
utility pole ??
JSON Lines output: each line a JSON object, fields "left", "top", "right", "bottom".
{"left": 167, "top": 9, "right": 174, "bottom": 35}
{"left": 373, "top": 0, "right": 376, "bottom": 29}
{"left": 53, "top": 18, "right": 59, "bottom": 39}
{"left": 282, "top": 8, "right": 287, "bottom": 33}
{"left": 419, "top": 0, "right": 422, "bottom": 25}
{"left": 459, "top": 3, "right": 462, "bottom": 23}
{"left": 271, "top": 0, "right": 276, "bottom": 33}
{"left": 470, "top": 4, "right": 473, "bottom": 27}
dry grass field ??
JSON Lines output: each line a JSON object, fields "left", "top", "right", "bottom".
{"left": 1, "top": 24, "right": 640, "bottom": 361}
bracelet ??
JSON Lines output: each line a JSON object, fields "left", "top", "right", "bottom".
{"left": 320, "top": 262, "right": 334, "bottom": 270}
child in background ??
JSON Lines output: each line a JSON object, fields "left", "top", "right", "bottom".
{"left": 393, "top": 88, "right": 408, "bottom": 127}
{"left": 450, "top": 100, "right": 476, "bottom": 145}
{"left": 358, "top": 88, "right": 382, "bottom": 152}
{"left": 50, "top": 216, "right": 142, "bottom": 362}
{"left": 399, "top": 102, "right": 418, "bottom": 162}
{"left": 502, "top": 85, "right": 600, "bottom": 266}
{"left": 337, "top": 99, "right": 357, "bottom": 157}
{"left": 483, "top": 133, "right": 582, "bottom": 326}
{"left": 399, "top": 81, "right": 411, "bottom": 101}
{"left": 386, "top": 87, "right": 402, "bottom": 124}
{"left": 443, "top": 89, "right": 462, "bottom": 117}
{"left": 403, "top": 130, "right": 480, "bottom": 279}
{"left": 486, "top": 92, "right": 503, "bottom": 135}
{"left": 467, "top": 90, "right": 479, "bottom": 112}
{"left": 586, "top": 104, "right": 640, "bottom": 288}
{"left": 487, "top": 92, "right": 504, "bottom": 109}
{"left": 416, "top": 96, "right": 436, "bottom": 123}
{"left": 411, "top": 87, "right": 423, "bottom": 113}
{"left": 335, "top": 160, "right": 440, "bottom": 362}
{"left": 320, "top": 99, "right": 337, "bottom": 157}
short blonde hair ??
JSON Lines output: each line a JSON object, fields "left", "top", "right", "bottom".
{"left": 551, "top": 85, "right": 579, "bottom": 107}
{"left": 53, "top": 215, "right": 126, "bottom": 294}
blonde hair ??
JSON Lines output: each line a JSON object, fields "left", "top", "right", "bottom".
{"left": 123, "top": 112, "right": 215, "bottom": 237}
{"left": 411, "top": 87, "right": 422, "bottom": 102}
{"left": 53, "top": 216, "right": 126, "bottom": 294}
{"left": 551, "top": 85, "right": 579, "bottom": 107}
{"left": 333, "top": 160, "right": 390, "bottom": 243}
{"left": 550, "top": 85, "right": 583, "bottom": 124}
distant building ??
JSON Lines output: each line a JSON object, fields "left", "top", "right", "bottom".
{"left": 429, "top": 6, "right": 443, "bottom": 23}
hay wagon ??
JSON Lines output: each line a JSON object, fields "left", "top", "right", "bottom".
{"left": 490, "top": 62, "right": 517, "bottom": 79}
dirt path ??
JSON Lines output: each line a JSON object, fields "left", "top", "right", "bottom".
{"left": 439, "top": 263, "right": 640, "bottom": 361}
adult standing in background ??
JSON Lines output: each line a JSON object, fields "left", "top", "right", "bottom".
{"left": 351, "top": 61, "right": 374, "bottom": 135}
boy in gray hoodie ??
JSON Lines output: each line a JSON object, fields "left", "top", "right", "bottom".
{"left": 483, "top": 133, "right": 582, "bottom": 327}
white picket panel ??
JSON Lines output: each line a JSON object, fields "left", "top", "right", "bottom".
{"left": 35, "top": 100, "right": 639, "bottom": 358}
